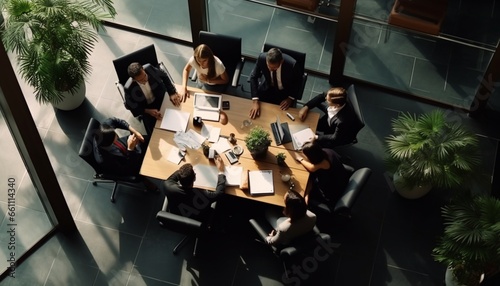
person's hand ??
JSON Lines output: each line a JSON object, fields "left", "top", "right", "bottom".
{"left": 214, "top": 155, "right": 225, "bottom": 172}
{"left": 127, "top": 134, "right": 140, "bottom": 150}
{"left": 295, "top": 153, "right": 304, "bottom": 162}
{"left": 268, "top": 229, "right": 276, "bottom": 236}
{"left": 145, "top": 109, "right": 162, "bottom": 119}
{"left": 132, "top": 131, "right": 145, "bottom": 142}
{"left": 169, "top": 93, "right": 182, "bottom": 107}
{"left": 198, "top": 73, "right": 208, "bottom": 83}
{"left": 280, "top": 98, "right": 293, "bottom": 110}
{"left": 304, "top": 194, "right": 309, "bottom": 205}
{"left": 298, "top": 106, "right": 309, "bottom": 121}
{"left": 249, "top": 100, "right": 260, "bottom": 119}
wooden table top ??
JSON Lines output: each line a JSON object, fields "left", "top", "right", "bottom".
{"left": 141, "top": 85, "right": 319, "bottom": 206}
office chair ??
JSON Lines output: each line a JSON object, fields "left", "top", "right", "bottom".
{"left": 309, "top": 166, "right": 372, "bottom": 220}
{"left": 78, "top": 118, "right": 144, "bottom": 203}
{"left": 156, "top": 196, "right": 213, "bottom": 257}
{"left": 248, "top": 219, "right": 333, "bottom": 277}
{"left": 190, "top": 31, "right": 245, "bottom": 91}
{"left": 263, "top": 43, "right": 308, "bottom": 102}
{"left": 345, "top": 84, "right": 366, "bottom": 146}
{"left": 112, "top": 45, "right": 175, "bottom": 133}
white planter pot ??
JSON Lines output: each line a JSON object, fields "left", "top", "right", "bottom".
{"left": 445, "top": 266, "right": 484, "bottom": 286}
{"left": 52, "top": 83, "right": 86, "bottom": 110}
{"left": 392, "top": 172, "right": 432, "bottom": 199}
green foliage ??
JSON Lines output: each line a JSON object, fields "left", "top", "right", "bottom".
{"left": 0, "top": 0, "right": 115, "bottom": 104}
{"left": 276, "top": 152, "right": 286, "bottom": 160}
{"left": 385, "top": 110, "right": 480, "bottom": 190}
{"left": 244, "top": 126, "right": 271, "bottom": 152}
{"left": 433, "top": 194, "right": 500, "bottom": 285}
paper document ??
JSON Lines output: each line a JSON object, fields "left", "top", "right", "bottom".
{"left": 160, "top": 109, "right": 190, "bottom": 132}
{"left": 201, "top": 124, "right": 221, "bottom": 143}
{"left": 212, "top": 137, "right": 232, "bottom": 154}
{"left": 224, "top": 165, "right": 243, "bottom": 186}
{"left": 174, "top": 131, "right": 202, "bottom": 149}
{"left": 193, "top": 165, "right": 218, "bottom": 190}
{"left": 249, "top": 170, "right": 274, "bottom": 195}
{"left": 166, "top": 147, "right": 184, "bottom": 165}
{"left": 187, "top": 129, "right": 206, "bottom": 145}
{"left": 292, "top": 128, "right": 315, "bottom": 150}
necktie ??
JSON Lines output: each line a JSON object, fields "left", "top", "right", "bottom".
{"left": 114, "top": 140, "right": 128, "bottom": 155}
{"left": 271, "top": 70, "right": 277, "bottom": 89}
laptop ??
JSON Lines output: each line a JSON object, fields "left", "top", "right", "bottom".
{"left": 193, "top": 93, "right": 222, "bottom": 122}
{"left": 270, "top": 115, "right": 292, "bottom": 145}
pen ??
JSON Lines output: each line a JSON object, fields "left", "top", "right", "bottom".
{"left": 286, "top": 112, "right": 295, "bottom": 121}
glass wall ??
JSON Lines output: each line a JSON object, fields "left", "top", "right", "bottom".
{"left": 0, "top": 110, "right": 53, "bottom": 276}
{"left": 207, "top": 0, "right": 338, "bottom": 73}
{"left": 111, "top": 0, "right": 192, "bottom": 41}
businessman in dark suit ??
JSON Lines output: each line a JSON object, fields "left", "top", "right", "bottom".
{"left": 249, "top": 48, "right": 301, "bottom": 119}
{"left": 298, "top": 87, "right": 360, "bottom": 148}
{"left": 125, "top": 62, "right": 183, "bottom": 134}
{"left": 162, "top": 158, "right": 227, "bottom": 220}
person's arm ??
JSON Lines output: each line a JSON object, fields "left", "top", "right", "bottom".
{"left": 181, "top": 62, "right": 192, "bottom": 101}
{"left": 207, "top": 70, "right": 229, "bottom": 85}
{"left": 266, "top": 221, "right": 288, "bottom": 245}
{"left": 249, "top": 54, "right": 264, "bottom": 99}
{"left": 295, "top": 153, "right": 324, "bottom": 173}
{"left": 157, "top": 66, "right": 177, "bottom": 96}
{"left": 103, "top": 117, "right": 129, "bottom": 131}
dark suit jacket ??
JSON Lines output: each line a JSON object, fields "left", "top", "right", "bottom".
{"left": 124, "top": 64, "right": 177, "bottom": 117}
{"left": 163, "top": 171, "right": 226, "bottom": 219}
{"left": 250, "top": 52, "right": 302, "bottom": 103}
{"left": 96, "top": 117, "right": 145, "bottom": 176}
{"left": 305, "top": 93, "right": 361, "bottom": 148}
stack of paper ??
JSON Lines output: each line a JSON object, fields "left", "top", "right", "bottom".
{"left": 224, "top": 165, "right": 243, "bottom": 186}
{"left": 249, "top": 170, "right": 274, "bottom": 195}
{"left": 212, "top": 137, "right": 232, "bottom": 154}
{"left": 292, "top": 128, "right": 315, "bottom": 150}
{"left": 193, "top": 165, "right": 218, "bottom": 190}
{"left": 201, "top": 124, "right": 221, "bottom": 143}
{"left": 160, "top": 109, "right": 190, "bottom": 132}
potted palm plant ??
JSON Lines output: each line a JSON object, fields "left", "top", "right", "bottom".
{"left": 244, "top": 126, "right": 272, "bottom": 158}
{"left": 385, "top": 110, "right": 480, "bottom": 199}
{"left": 433, "top": 194, "right": 500, "bottom": 286}
{"left": 0, "top": 0, "right": 115, "bottom": 110}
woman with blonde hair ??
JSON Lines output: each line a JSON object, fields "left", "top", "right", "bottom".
{"left": 181, "top": 44, "right": 229, "bottom": 98}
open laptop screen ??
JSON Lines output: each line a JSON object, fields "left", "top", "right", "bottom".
{"left": 194, "top": 93, "right": 222, "bottom": 110}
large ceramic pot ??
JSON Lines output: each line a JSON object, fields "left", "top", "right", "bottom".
{"left": 445, "top": 266, "right": 484, "bottom": 286}
{"left": 393, "top": 171, "right": 432, "bottom": 199}
{"left": 52, "top": 82, "right": 86, "bottom": 111}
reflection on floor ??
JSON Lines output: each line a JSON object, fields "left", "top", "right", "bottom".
{"left": 1, "top": 2, "right": 500, "bottom": 286}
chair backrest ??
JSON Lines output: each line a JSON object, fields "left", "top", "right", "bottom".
{"left": 262, "top": 43, "right": 307, "bottom": 100}
{"left": 199, "top": 31, "right": 242, "bottom": 80}
{"left": 346, "top": 84, "right": 365, "bottom": 144}
{"left": 279, "top": 228, "right": 331, "bottom": 260}
{"left": 334, "top": 167, "right": 372, "bottom": 214}
{"left": 79, "top": 118, "right": 104, "bottom": 174}
{"left": 112, "top": 44, "right": 159, "bottom": 85}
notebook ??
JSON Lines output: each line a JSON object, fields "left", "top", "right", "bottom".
{"left": 291, "top": 128, "right": 315, "bottom": 151}
{"left": 193, "top": 93, "right": 221, "bottom": 121}
{"left": 248, "top": 170, "right": 274, "bottom": 195}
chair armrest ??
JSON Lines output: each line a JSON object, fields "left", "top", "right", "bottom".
{"left": 249, "top": 219, "right": 278, "bottom": 253}
{"left": 97, "top": 173, "right": 140, "bottom": 183}
{"left": 156, "top": 211, "right": 202, "bottom": 233}
{"left": 231, "top": 57, "right": 245, "bottom": 87}
{"left": 190, "top": 69, "right": 197, "bottom": 82}
{"left": 115, "top": 81, "right": 125, "bottom": 103}
{"left": 280, "top": 232, "right": 331, "bottom": 260}
{"left": 334, "top": 168, "right": 371, "bottom": 214}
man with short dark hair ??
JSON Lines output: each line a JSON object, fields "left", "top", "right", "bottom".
{"left": 249, "top": 48, "right": 301, "bottom": 119}
{"left": 125, "top": 62, "right": 182, "bottom": 134}
{"left": 298, "top": 87, "right": 360, "bottom": 148}
{"left": 162, "top": 158, "right": 227, "bottom": 219}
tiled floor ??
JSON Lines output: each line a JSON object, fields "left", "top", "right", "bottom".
{"left": 1, "top": 1, "right": 500, "bottom": 286}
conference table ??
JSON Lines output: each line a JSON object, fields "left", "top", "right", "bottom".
{"left": 140, "top": 85, "right": 319, "bottom": 207}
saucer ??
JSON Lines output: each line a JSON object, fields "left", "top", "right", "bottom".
{"left": 232, "top": 145, "right": 243, "bottom": 156}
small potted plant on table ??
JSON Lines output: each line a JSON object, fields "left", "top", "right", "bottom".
{"left": 276, "top": 152, "right": 286, "bottom": 166}
{"left": 244, "top": 126, "right": 272, "bottom": 159}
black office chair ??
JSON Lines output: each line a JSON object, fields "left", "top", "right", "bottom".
{"left": 156, "top": 196, "right": 213, "bottom": 257}
{"left": 345, "top": 84, "right": 365, "bottom": 145}
{"left": 190, "top": 31, "right": 245, "bottom": 91}
{"left": 78, "top": 118, "right": 144, "bottom": 203}
{"left": 263, "top": 43, "right": 308, "bottom": 102}
{"left": 112, "top": 45, "right": 175, "bottom": 132}
{"left": 248, "top": 219, "right": 334, "bottom": 276}
{"left": 309, "top": 166, "right": 372, "bottom": 220}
